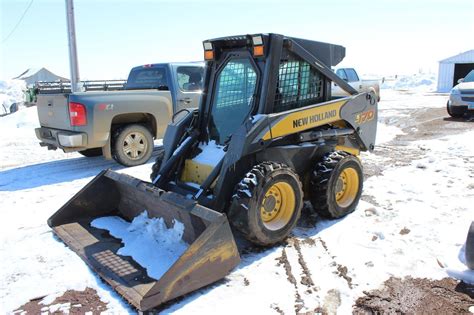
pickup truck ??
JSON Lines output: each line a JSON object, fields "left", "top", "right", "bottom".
{"left": 332, "top": 67, "right": 381, "bottom": 101}
{"left": 35, "top": 62, "right": 204, "bottom": 166}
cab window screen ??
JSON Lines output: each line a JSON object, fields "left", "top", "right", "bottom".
{"left": 274, "top": 56, "right": 324, "bottom": 112}
{"left": 209, "top": 58, "right": 257, "bottom": 144}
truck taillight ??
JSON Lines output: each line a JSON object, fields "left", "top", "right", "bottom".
{"left": 69, "top": 102, "right": 87, "bottom": 126}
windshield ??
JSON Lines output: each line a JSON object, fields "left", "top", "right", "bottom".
{"left": 464, "top": 70, "right": 474, "bottom": 82}
{"left": 209, "top": 58, "right": 257, "bottom": 144}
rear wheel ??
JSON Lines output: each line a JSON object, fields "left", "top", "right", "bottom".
{"left": 78, "top": 148, "right": 102, "bottom": 157}
{"left": 229, "top": 162, "right": 303, "bottom": 246}
{"left": 112, "top": 124, "right": 153, "bottom": 167}
{"left": 310, "top": 151, "right": 363, "bottom": 219}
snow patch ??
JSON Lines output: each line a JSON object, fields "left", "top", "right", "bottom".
{"left": 193, "top": 140, "right": 225, "bottom": 166}
{"left": 376, "top": 123, "right": 404, "bottom": 144}
{"left": 91, "top": 211, "right": 188, "bottom": 280}
{"left": 381, "top": 73, "right": 437, "bottom": 92}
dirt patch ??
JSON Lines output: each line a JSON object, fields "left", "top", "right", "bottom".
{"left": 293, "top": 239, "right": 315, "bottom": 288}
{"left": 399, "top": 227, "right": 411, "bottom": 235}
{"left": 301, "top": 238, "right": 316, "bottom": 246}
{"left": 13, "top": 287, "right": 108, "bottom": 314}
{"left": 336, "top": 264, "right": 353, "bottom": 289}
{"left": 243, "top": 277, "right": 250, "bottom": 286}
{"left": 353, "top": 277, "right": 474, "bottom": 314}
{"left": 276, "top": 248, "right": 297, "bottom": 286}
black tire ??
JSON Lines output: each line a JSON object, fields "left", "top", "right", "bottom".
{"left": 150, "top": 148, "right": 165, "bottom": 182}
{"left": 466, "top": 221, "right": 474, "bottom": 270}
{"left": 112, "top": 124, "right": 153, "bottom": 167}
{"left": 228, "top": 162, "right": 303, "bottom": 246}
{"left": 78, "top": 148, "right": 102, "bottom": 157}
{"left": 310, "top": 151, "right": 363, "bottom": 219}
{"left": 447, "top": 102, "right": 464, "bottom": 118}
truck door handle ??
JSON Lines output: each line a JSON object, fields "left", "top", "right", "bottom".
{"left": 179, "top": 98, "right": 192, "bottom": 104}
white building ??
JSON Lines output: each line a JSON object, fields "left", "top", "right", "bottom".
{"left": 437, "top": 50, "right": 474, "bottom": 92}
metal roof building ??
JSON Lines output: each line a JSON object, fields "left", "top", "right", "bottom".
{"left": 437, "top": 50, "right": 474, "bottom": 92}
{"left": 13, "top": 67, "right": 69, "bottom": 86}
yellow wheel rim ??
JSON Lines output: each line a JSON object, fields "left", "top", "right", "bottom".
{"left": 260, "top": 182, "right": 295, "bottom": 231}
{"left": 335, "top": 167, "right": 359, "bottom": 208}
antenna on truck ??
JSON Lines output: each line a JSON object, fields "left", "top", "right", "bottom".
{"left": 65, "top": 0, "right": 80, "bottom": 92}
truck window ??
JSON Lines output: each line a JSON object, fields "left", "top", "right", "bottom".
{"left": 336, "top": 69, "right": 348, "bottom": 81}
{"left": 274, "top": 55, "right": 324, "bottom": 113}
{"left": 126, "top": 67, "right": 168, "bottom": 90}
{"left": 345, "top": 69, "right": 359, "bottom": 82}
{"left": 177, "top": 66, "right": 203, "bottom": 91}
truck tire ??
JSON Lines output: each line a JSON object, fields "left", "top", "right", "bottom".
{"left": 150, "top": 148, "right": 165, "bottom": 182}
{"left": 228, "top": 162, "right": 303, "bottom": 246}
{"left": 112, "top": 124, "right": 153, "bottom": 167}
{"left": 78, "top": 148, "right": 102, "bottom": 157}
{"left": 447, "top": 101, "right": 464, "bottom": 118}
{"left": 310, "top": 151, "right": 363, "bottom": 219}
{"left": 466, "top": 221, "right": 474, "bottom": 270}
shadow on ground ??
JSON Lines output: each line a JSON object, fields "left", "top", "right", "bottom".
{"left": 0, "top": 149, "right": 161, "bottom": 192}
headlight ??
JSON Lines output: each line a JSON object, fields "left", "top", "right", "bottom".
{"left": 450, "top": 87, "right": 460, "bottom": 95}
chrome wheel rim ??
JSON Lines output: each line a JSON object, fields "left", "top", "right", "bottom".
{"left": 122, "top": 131, "right": 147, "bottom": 160}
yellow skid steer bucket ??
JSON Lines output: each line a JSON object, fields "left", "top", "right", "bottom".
{"left": 48, "top": 170, "right": 240, "bottom": 311}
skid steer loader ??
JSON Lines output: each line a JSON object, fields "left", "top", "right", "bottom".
{"left": 48, "top": 33, "right": 377, "bottom": 311}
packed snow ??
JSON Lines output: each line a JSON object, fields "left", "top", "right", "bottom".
{"left": 91, "top": 211, "right": 188, "bottom": 280}
{"left": 0, "top": 76, "right": 472, "bottom": 313}
{"left": 193, "top": 140, "right": 226, "bottom": 166}
{"left": 381, "top": 73, "right": 437, "bottom": 92}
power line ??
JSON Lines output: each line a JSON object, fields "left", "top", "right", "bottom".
{"left": 2, "top": 0, "right": 35, "bottom": 44}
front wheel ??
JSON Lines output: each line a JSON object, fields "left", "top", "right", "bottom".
{"left": 447, "top": 102, "right": 464, "bottom": 118}
{"left": 228, "top": 162, "right": 303, "bottom": 246}
{"left": 310, "top": 151, "right": 363, "bottom": 219}
{"left": 112, "top": 124, "right": 153, "bottom": 167}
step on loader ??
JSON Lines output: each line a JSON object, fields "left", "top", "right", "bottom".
{"left": 48, "top": 33, "right": 377, "bottom": 311}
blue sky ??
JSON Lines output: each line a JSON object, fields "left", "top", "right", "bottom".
{"left": 1, "top": 0, "right": 473, "bottom": 80}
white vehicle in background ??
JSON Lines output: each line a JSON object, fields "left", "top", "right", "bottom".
{"left": 332, "top": 68, "right": 381, "bottom": 101}
{"left": 447, "top": 69, "right": 474, "bottom": 118}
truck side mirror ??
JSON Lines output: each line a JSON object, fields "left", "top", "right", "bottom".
{"left": 457, "top": 78, "right": 464, "bottom": 84}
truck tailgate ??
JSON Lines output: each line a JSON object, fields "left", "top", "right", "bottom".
{"left": 37, "top": 94, "right": 71, "bottom": 129}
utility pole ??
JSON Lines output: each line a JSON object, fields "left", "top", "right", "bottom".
{"left": 65, "top": 0, "right": 80, "bottom": 92}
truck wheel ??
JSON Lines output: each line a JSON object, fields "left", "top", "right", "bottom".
{"left": 78, "top": 148, "right": 102, "bottom": 157}
{"left": 112, "top": 124, "right": 153, "bottom": 167}
{"left": 447, "top": 101, "right": 464, "bottom": 118}
{"left": 150, "top": 148, "right": 165, "bottom": 182}
{"left": 228, "top": 162, "right": 303, "bottom": 246}
{"left": 310, "top": 151, "right": 363, "bottom": 219}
